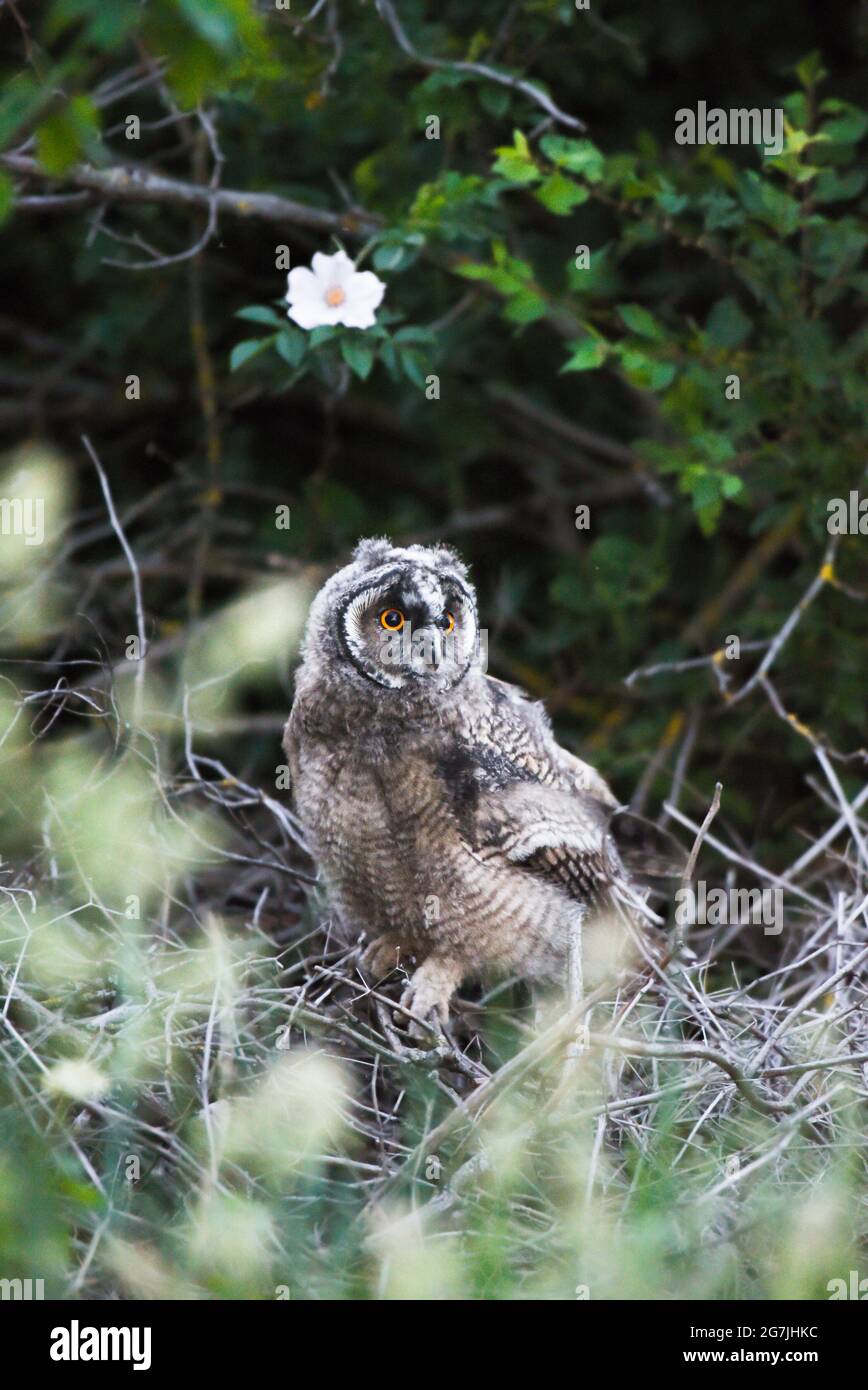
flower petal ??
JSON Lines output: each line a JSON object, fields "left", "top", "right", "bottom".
{"left": 310, "top": 251, "right": 335, "bottom": 283}
{"left": 326, "top": 250, "right": 356, "bottom": 287}
{"left": 311, "top": 250, "right": 352, "bottom": 288}
{"left": 348, "top": 270, "right": 386, "bottom": 308}
{"left": 338, "top": 301, "right": 378, "bottom": 330}
{"left": 288, "top": 298, "right": 330, "bottom": 330}
{"left": 286, "top": 266, "right": 320, "bottom": 301}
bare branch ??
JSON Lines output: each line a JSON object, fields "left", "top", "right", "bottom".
{"left": 2, "top": 153, "right": 381, "bottom": 237}
{"left": 374, "top": 0, "right": 586, "bottom": 131}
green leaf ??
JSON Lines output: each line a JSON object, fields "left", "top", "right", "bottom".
{"left": 679, "top": 466, "right": 742, "bottom": 535}
{"left": 380, "top": 341, "right": 400, "bottom": 378}
{"left": 692, "top": 473, "right": 724, "bottom": 535}
{"left": 540, "top": 135, "right": 605, "bottom": 182}
{"left": 503, "top": 290, "right": 548, "bottom": 324}
{"left": 340, "top": 336, "right": 375, "bottom": 380}
{"left": 143, "top": 0, "right": 266, "bottom": 105}
{"left": 617, "top": 303, "right": 664, "bottom": 340}
{"left": 372, "top": 230, "right": 425, "bottom": 273}
{"left": 646, "top": 360, "right": 677, "bottom": 391}
{"left": 691, "top": 432, "right": 737, "bottom": 467}
{"left": 814, "top": 169, "right": 867, "bottom": 203}
{"left": 700, "top": 190, "right": 740, "bottom": 231}
{"left": 46, "top": 0, "right": 139, "bottom": 48}
{"left": 534, "top": 172, "right": 588, "bottom": 215}
{"left": 275, "top": 328, "right": 306, "bottom": 368}
{"left": 372, "top": 243, "right": 405, "bottom": 271}
{"left": 454, "top": 255, "right": 531, "bottom": 295}
{"left": 308, "top": 326, "right": 338, "bottom": 348}
{"left": 235, "top": 305, "right": 286, "bottom": 328}
{"left": 783, "top": 126, "right": 826, "bottom": 157}
{"left": 561, "top": 337, "right": 608, "bottom": 372}
{"left": 35, "top": 96, "right": 99, "bottom": 175}
{"left": 489, "top": 267, "right": 533, "bottom": 294}
{"left": 479, "top": 85, "right": 510, "bottom": 118}
{"left": 621, "top": 175, "right": 657, "bottom": 200}
{"left": 619, "top": 349, "right": 676, "bottom": 391}
{"left": 393, "top": 326, "right": 435, "bottom": 346}
{"left": 0, "top": 72, "right": 43, "bottom": 148}
{"left": 176, "top": 0, "right": 239, "bottom": 50}
{"left": 492, "top": 150, "right": 540, "bottom": 185}
{"left": 230, "top": 338, "right": 272, "bottom": 372}
{"left": 706, "top": 297, "right": 752, "bottom": 349}
{"left": 399, "top": 349, "right": 428, "bottom": 390}
{"left": 737, "top": 172, "right": 801, "bottom": 235}
{"left": 655, "top": 181, "right": 689, "bottom": 215}
{"left": 492, "top": 130, "right": 540, "bottom": 184}
{"left": 822, "top": 108, "right": 868, "bottom": 144}
{"left": 794, "top": 51, "right": 827, "bottom": 88}
{"left": 453, "top": 260, "right": 493, "bottom": 282}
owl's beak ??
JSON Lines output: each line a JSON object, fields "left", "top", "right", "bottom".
{"left": 411, "top": 625, "right": 443, "bottom": 671}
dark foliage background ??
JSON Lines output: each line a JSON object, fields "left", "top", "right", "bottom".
{"left": 2, "top": 1, "right": 865, "bottom": 848}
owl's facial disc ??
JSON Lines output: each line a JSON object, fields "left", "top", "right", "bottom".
{"left": 336, "top": 564, "right": 477, "bottom": 692}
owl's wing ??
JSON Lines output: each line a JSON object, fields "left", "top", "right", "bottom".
{"left": 444, "top": 676, "right": 655, "bottom": 923}
{"left": 480, "top": 676, "right": 617, "bottom": 802}
{"left": 476, "top": 782, "right": 628, "bottom": 909}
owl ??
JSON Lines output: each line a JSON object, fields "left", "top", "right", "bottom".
{"left": 283, "top": 537, "right": 654, "bottom": 1030}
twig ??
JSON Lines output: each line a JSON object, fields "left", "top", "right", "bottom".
{"left": 81, "top": 435, "right": 147, "bottom": 728}
{"left": 374, "top": 0, "right": 586, "bottom": 131}
{"left": 672, "top": 782, "right": 722, "bottom": 953}
{"left": 727, "top": 538, "right": 838, "bottom": 704}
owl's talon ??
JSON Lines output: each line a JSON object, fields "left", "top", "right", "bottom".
{"left": 393, "top": 956, "right": 464, "bottom": 1038}
{"left": 396, "top": 991, "right": 439, "bottom": 1041}
{"left": 398, "top": 977, "right": 455, "bottom": 1041}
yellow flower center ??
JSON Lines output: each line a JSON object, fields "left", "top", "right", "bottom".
{"left": 325, "top": 286, "right": 347, "bottom": 307}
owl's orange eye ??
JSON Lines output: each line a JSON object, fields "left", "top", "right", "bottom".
{"left": 379, "top": 608, "right": 405, "bottom": 631}
{"left": 442, "top": 612, "right": 455, "bottom": 633}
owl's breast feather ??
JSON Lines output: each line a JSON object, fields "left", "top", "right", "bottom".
{"left": 289, "top": 729, "right": 452, "bottom": 938}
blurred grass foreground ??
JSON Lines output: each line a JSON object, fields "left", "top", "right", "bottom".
{"left": 0, "top": 0, "right": 867, "bottom": 1300}
{"left": 1, "top": 436, "right": 865, "bottom": 1301}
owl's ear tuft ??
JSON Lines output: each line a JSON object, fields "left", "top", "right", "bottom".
{"left": 352, "top": 536, "right": 395, "bottom": 571}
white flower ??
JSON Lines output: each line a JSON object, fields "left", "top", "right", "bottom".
{"left": 286, "top": 250, "right": 385, "bottom": 331}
